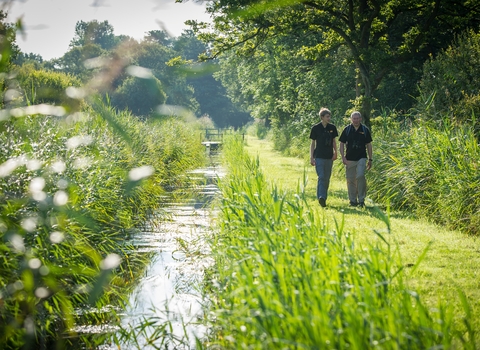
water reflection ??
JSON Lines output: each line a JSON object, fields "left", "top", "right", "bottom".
{"left": 119, "top": 160, "right": 224, "bottom": 349}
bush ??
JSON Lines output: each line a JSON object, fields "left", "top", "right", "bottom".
{"left": 110, "top": 75, "right": 167, "bottom": 116}
{"left": 246, "top": 118, "right": 269, "bottom": 139}
{"left": 12, "top": 64, "right": 82, "bottom": 110}
{"left": 419, "top": 30, "right": 480, "bottom": 134}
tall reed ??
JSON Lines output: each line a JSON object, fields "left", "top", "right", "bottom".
{"left": 0, "top": 101, "right": 206, "bottom": 348}
{"left": 369, "top": 115, "right": 480, "bottom": 235}
{"left": 202, "top": 135, "right": 474, "bottom": 348}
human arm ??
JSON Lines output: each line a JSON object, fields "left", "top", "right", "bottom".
{"left": 366, "top": 142, "right": 373, "bottom": 170}
{"left": 339, "top": 142, "right": 347, "bottom": 165}
{"left": 332, "top": 138, "right": 338, "bottom": 161}
{"left": 310, "top": 140, "right": 316, "bottom": 166}
{"left": 340, "top": 141, "right": 347, "bottom": 165}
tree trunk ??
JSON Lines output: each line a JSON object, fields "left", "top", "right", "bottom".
{"left": 360, "top": 96, "right": 372, "bottom": 130}
{"left": 355, "top": 64, "right": 373, "bottom": 129}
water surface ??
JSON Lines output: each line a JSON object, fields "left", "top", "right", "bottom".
{"left": 119, "top": 160, "right": 224, "bottom": 348}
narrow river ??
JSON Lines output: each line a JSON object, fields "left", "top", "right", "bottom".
{"left": 118, "top": 154, "right": 224, "bottom": 349}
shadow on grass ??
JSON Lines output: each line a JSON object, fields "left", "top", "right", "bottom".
{"left": 306, "top": 185, "right": 417, "bottom": 221}
{"left": 319, "top": 203, "right": 373, "bottom": 216}
{"left": 307, "top": 190, "right": 417, "bottom": 222}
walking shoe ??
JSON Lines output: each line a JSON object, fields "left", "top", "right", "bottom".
{"left": 318, "top": 197, "right": 326, "bottom": 207}
{"left": 358, "top": 202, "right": 365, "bottom": 208}
{"left": 349, "top": 201, "right": 358, "bottom": 207}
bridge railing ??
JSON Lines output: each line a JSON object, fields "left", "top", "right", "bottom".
{"left": 203, "top": 128, "right": 224, "bottom": 142}
{"left": 201, "top": 128, "right": 244, "bottom": 144}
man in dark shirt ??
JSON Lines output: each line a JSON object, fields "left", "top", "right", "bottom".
{"left": 339, "top": 111, "right": 373, "bottom": 207}
{"left": 309, "top": 108, "right": 338, "bottom": 207}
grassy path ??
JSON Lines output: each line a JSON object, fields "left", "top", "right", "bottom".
{"left": 244, "top": 135, "right": 480, "bottom": 332}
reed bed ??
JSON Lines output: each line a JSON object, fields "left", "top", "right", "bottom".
{"left": 0, "top": 102, "right": 206, "bottom": 348}
{"left": 203, "top": 136, "right": 475, "bottom": 349}
{"left": 368, "top": 117, "right": 480, "bottom": 235}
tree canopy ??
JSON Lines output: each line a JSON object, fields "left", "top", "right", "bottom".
{"left": 3, "top": 16, "right": 249, "bottom": 126}
{"left": 192, "top": 0, "right": 480, "bottom": 126}
{"left": 69, "top": 20, "right": 119, "bottom": 51}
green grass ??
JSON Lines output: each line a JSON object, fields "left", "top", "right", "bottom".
{"left": 202, "top": 135, "right": 479, "bottom": 349}
{"left": 244, "top": 136, "right": 480, "bottom": 332}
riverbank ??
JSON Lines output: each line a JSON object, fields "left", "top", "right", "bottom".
{"left": 113, "top": 158, "right": 223, "bottom": 349}
{"left": 202, "top": 135, "right": 479, "bottom": 348}
{"left": 243, "top": 135, "right": 480, "bottom": 333}
{"left": 0, "top": 105, "right": 208, "bottom": 349}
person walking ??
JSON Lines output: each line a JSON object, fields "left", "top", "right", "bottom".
{"left": 339, "top": 111, "right": 373, "bottom": 207}
{"left": 310, "top": 107, "right": 338, "bottom": 207}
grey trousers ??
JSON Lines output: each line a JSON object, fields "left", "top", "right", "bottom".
{"left": 345, "top": 158, "right": 367, "bottom": 203}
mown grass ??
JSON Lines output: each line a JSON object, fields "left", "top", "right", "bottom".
{"left": 244, "top": 135, "right": 480, "bottom": 333}
{"left": 202, "top": 134, "right": 479, "bottom": 348}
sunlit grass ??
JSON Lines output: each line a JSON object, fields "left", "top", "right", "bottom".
{"left": 202, "top": 135, "right": 478, "bottom": 348}
{"left": 244, "top": 135, "right": 480, "bottom": 335}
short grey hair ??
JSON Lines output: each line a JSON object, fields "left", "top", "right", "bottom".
{"left": 350, "top": 111, "right": 361, "bottom": 118}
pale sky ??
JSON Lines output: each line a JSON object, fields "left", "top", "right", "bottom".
{"left": 4, "top": 0, "right": 211, "bottom": 60}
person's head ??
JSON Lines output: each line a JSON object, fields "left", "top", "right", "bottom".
{"left": 319, "top": 107, "right": 331, "bottom": 123}
{"left": 350, "top": 111, "right": 362, "bottom": 127}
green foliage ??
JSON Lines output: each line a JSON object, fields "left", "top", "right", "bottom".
{"left": 246, "top": 119, "right": 269, "bottom": 139}
{"left": 419, "top": 30, "right": 480, "bottom": 134}
{"left": 11, "top": 16, "right": 251, "bottom": 128}
{"left": 0, "top": 10, "right": 20, "bottom": 66}
{"left": 456, "top": 94, "right": 480, "bottom": 136}
{"left": 203, "top": 136, "right": 472, "bottom": 348}
{"left": 191, "top": 70, "right": 251, "bottom": 128}
{"left": 128, "top": 41, "right": 200, "bottom": 113}
{"left": 0, "top": 97, "right": 206, "bottom": 348}
{"left": 170, "top": 31, "right": 252, "bottom": 127}
{"left": 368, "top": 114, "right": 480, "bottom": 235}
{"left": 0, "top": 11, "right": 21, "bottom": 109}
{"left": 198, "top": 0, "right": 480, "bottom": 127}
{"left": 111, "top": 75, "right": 167, "bottom": 116}
{"left": 172, "top": 30, "right": 205, "bottom": 59}
{"left": 69, "top": 20, "right": 118, "bottom": 51}
{"left": 144, "top": 29, "right": 173, "bottom": 47}
{"left": 54, "top": 43, "right": 107, "bottom": 79}
{"left": 420, "top": 30, "right": 480, "bottom": 111}
{"left": 12, "top": 52, "right": 43, "bottom": 67}
{"left": 12, "top": 63, "right": 82, "bottom": 109}
{"left": 215, "top": 38, "right": 353, "bottom": 153}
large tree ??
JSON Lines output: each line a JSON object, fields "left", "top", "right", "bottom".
{"left": 53, "top": 43, "right": 106, "bottom": 79}
{"left": 214, "top": 32, "right": 355, "bottom": 131}
{"left": 189, "top": 0, "right": 480, "bottom": 126}
{"left": 69, "top": 20, "right": 118, "bottom": 51}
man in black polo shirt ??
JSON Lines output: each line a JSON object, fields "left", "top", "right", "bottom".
{"left": 309, "top": 107, "right": 338, "bottom": 208}
{"left": 339, "top": 111, "right": 373, "bottom": 207}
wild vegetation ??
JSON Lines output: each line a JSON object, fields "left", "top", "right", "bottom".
{"left": 202, "top": 135, "right": 478, "bottom": 348}
{"left": 2, "top": 0, "right": 480, "bottom": 348}
{"left": 368, "top": 113, "right": 480, "bottom": 235}
{"left": 9, "top": 17, "right": 250, "bottom": 128}
{"left": 1, "top": 12, "right": 210, "bottom": 347}
{"left": 0, "top": 101, "right": 207, "bottom": 347}
{"left": 189, "top": 0, "right": 480, "bottom": 149}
